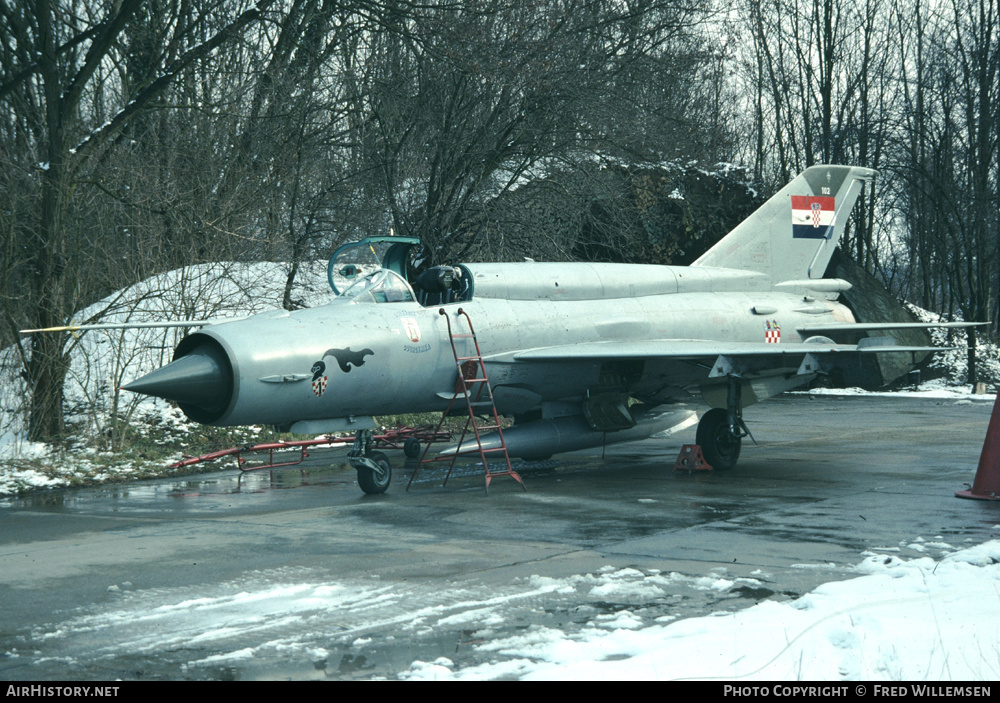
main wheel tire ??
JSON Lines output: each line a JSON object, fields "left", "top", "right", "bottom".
{"left": 696, "top": 408, "right": 742, "bottom": 470}
{"left": 357, "top": 450, "right": 391, "bottom": 494}
{"left": 403, "top": 437, "right": 421, "bottom": 459}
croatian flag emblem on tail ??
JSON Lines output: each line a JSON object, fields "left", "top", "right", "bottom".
{"left": 791, "top": 195, "right": 835, "bottom": 239}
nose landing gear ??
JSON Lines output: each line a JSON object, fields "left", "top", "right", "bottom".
{"left": 349, "top": 429, "right": 391, "bottom": 494}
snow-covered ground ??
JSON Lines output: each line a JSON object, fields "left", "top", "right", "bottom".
{"left": 399, "top": 539, "right": 1000, "bottom": 680}
{"left": 798, "top": 381, "right": 997, "bottom": 402}
{"left": 906, "top": 303, "right": 1000, "bottom": 390}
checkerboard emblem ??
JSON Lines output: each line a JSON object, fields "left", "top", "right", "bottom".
{"left": 312, "top": 375, "right": 328, "bottom": 396}
{"left": 765, "top": 319, "right": 781, "bottom": 343}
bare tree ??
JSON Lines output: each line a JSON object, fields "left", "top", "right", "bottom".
{"left": 0, "top": 0, "right": 278, "bottom": 441}
{"left": 891, "top": 0, "right": 998, "bottom": 340}
{"left": 344, "top": 0, "right": 720, "bottom": 265}
{"left": 736, "top": 0, "right": 905, "bottom": 278}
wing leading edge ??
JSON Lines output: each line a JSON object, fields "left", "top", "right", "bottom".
{"left": 19, "top": 319, "right": 247, "bottom": 334}
{"left": 503, "top": 338, "right": 947, "bottom": 364}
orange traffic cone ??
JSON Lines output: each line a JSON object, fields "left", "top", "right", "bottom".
{"left": 674, "top": 444, "right": 713, "bottom": 472}
{"left": 956, "top": 389, "right": 1000, "bottom": 501}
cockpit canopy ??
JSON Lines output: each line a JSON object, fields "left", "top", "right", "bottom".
{"left": 328, "top": 236, "right": 472, "bottom": 306}
{"left": 328, "top": 236, "right": 421, "bottom": 295}
{"left": 340, "top": 269, "right": 414, "bottom": 304}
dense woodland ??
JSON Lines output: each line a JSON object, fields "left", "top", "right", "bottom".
{"left": 1, "top": 0, "right": 998, "bottom": 442}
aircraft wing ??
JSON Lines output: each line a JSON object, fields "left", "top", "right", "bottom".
{"left": 503, "top": 338, "right": 946, "bottom": 364}
{"left": 500, "top": 338, "right": 947, "bottom": 406}
{"left": 19, "top": 318, "right": 248, "bottom": 334}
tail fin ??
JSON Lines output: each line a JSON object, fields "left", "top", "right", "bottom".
{"left": 692, "top": 165, "right": 876, "bottom": 285}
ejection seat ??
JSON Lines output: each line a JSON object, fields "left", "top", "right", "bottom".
{"left": 414, "top": 265, "right": 471, "bottom": 307}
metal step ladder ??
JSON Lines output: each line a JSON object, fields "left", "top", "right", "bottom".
{"left": 407, "top": 307, "right": 525, "bottom": 493}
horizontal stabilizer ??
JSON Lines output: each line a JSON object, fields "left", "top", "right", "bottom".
{"left": 798, "top": 321, "right": 988, "bottom": 334}
{"left": 857, "top": 344, "right": 955, "bottom": 354}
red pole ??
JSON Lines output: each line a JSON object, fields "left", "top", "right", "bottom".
{"left": 956, "top": 389, "right": 1000, "bottom": 501}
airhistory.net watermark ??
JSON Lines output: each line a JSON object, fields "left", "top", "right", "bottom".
{"left": 6, "top": 687, "right": 119, "bottom": 698}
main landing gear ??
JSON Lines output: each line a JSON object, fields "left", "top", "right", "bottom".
{"left": 696, "top": 375, "right": 752, "bottom": 470}
{"left": 349, "top": 429, "right": 391, "bottom": 494}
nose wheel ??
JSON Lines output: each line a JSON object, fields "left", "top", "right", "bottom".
{"left": 356, "top": 450, "right": 391, "bottom": 494}
{"left": 349, "top": 430, "right": 391, "bottom": 494}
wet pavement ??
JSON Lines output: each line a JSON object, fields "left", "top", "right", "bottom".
{"left": 1, "top": 394, "right": 998, "bottom": 680}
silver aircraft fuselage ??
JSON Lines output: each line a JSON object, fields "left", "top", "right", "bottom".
{"left": 154, "top": 261, "right": 854, "bottom": 430}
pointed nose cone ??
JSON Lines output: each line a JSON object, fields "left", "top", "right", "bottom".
{"left": 123, "top": 337, "right": 233, "bottom": 423}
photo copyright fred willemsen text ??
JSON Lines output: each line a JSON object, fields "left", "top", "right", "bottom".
{"left": 723, "top": 686, "right": 991, "bottom": 698}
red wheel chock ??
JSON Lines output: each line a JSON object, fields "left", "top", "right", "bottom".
{"left": 957, "top": 389, "right": 1000, "bottom": 501}
{"left": 674, "top": 444, "right": 713, "bottom": 472}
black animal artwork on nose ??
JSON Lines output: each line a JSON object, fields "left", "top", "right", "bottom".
{"left": 322, "top": 347, "right": 375, "bottom": 373}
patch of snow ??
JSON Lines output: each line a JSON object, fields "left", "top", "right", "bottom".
{"left": 411, "top": 540, "right": 1000, "bottom": 680}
